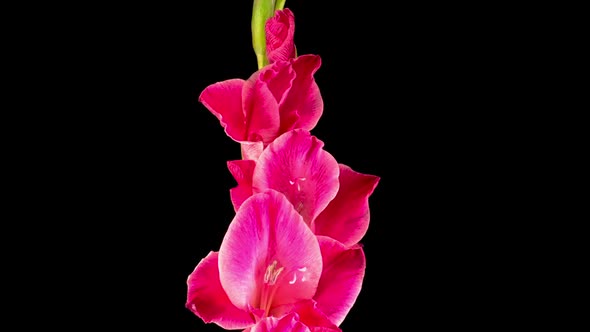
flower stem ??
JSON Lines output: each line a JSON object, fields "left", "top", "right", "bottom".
{"left": 275, "top": 0, "right": 286, "bottom": 10}
{"left": 252, "top": 0, "right": 283, "bottom": 69}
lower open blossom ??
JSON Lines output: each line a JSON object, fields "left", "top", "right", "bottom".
{"left": 186, "top": 190, "right": 365, "bottom": 331}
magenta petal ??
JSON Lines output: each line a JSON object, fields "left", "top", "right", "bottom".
{"left": 218, "top": 190, "right": 323, "bottom": 312}
{"left": 261, "top": 61, "right": 296, "bottom": 110}
{"left": 265, "top": 8, "right": 296, "bottom": 63}
{"left": 313, "top": 236, "right": 366, "bottom": 326}
{"left": 310, "top": 328, "right": 342, "bottom": 332}
{"left": 243, "top": 70, "right": 281, "bottom": 145}
{"left": 199, "top": 79, "right": 247, "bottom": 142}
{"left": 253, "top": 129, "right": 340, "bottom": 225}
{"left": 247, "top": 314, "right": 311, "bottom": 332}
{"left": 313, "top": 164, "right": 380, "bottom": 246}
{"left": 246, "top": 310, "right": 340, "bottom": 332}
{"left": 186, "top": 251, "right": 254, "bottom": 329}
{"left": 291, "top": 300, "right": 342, "bottom": 331}
{"left": 241, "top": 141, "right": 264, "bottom": 161}
{"left": 280, "top": 55, "right": 323, "bottom": 132}
{"left": 227, "top": 159, "right": 256, "bottom": 211}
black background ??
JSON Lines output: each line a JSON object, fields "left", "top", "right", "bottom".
{"left": 30, "top": 1, "right": 511, "bottom": 330}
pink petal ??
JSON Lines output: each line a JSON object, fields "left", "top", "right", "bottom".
{"left": 243, "top": 70, "right": 281, "bottom": 145}
{"left": 218, "top": 190, "right": 323, "bottom": 313}
{"left": 199, "top": 79, "right": 247, "bottom": 142}
{"left": 290, "top": 300, "right": 342, "bottom": 331}
{"left": 260, "top": 61, "right": 296, "bottom": 111}
{"left": 313, "top": 236, "right": 366, "bottom": 326}
{"left": 313, "top": 164, "right": 380, "bottom": 246}
{"left": 247, "top": 314, "right": 311, "bottom": 332}
{"left": 241, "top": 141, "right": 265, "bottom": 161}
{"left": 280, "top": 55, "right": 323, "bottom": 133}
{"left": 253, "top": 129, "right": 340, "bottom": 225}
{"left": 310, "top": 328, "right": 342, "bottom": 332}
{"left": 186, "top": 251, "right": 255, "bottom": 329}
{"left": 227, "top": 159, "right": 256, "bottom": 211}
{"left": 265, "top": 8, "right": 296, "bottom": 63}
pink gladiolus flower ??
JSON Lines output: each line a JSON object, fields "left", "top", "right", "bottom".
{"left": 228, "top": 129, "right": 339, "bottom": 225}
{"left": 228, "top": 129, "right": 379, "bottom": 246}
{"left": 199, "top": 55, "right": 323, "bottom": 159}
{"left": 190, "top": 3, "right": 379, "bottom": 331}
{"left": 186, "top": 190, "right": 353, "bottom": 331}
{"left": 266, "top": 8, "right": 296, "bottom": 63}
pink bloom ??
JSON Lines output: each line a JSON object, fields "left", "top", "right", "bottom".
{"left": 265, "top": 8, "right": 296, "bottom": 63}
{"left": 248, "top": 237, "right": 367, "bottom": 330}
{"left": 186, "top": 190, "right": 343, "bottom": 331}
{"left": 228, "top": 129, "right": 380, "bottom": 246}
{"left": 228, "top": 129, "right": 339, "bottom": 225}
{"left": 199, "top": 55, "right": 323, "bottom": 159}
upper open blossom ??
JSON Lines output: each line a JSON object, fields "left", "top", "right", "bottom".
{"left": 227, "top": 129, "right": 380, "bottom": 247}
{"left": 199, "top": 54, "right": 323, "bottom": 160}
{"left": 228, "top": 129, "right": 339, "bottom": 225}
{"left": 265, "top": 8, "right": 296, "bottom": 63}
{"left": 186, "top": 190, "right": 364, "bottom": 331}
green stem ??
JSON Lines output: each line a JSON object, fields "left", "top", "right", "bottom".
{"left": 275, "top": 0, "right": 286, "bottom": 10}
{"left": 252, "top": 0, "right": 286, "bottom": 69}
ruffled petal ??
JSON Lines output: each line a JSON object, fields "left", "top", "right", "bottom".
{"left": 313, "top": 236, "right": 366, "bottom": 326}
{"left": 227, "top": 159, "right": 256, "bottom": 211}
{"left": 186, "top": 251, "right": 255, "bottom": 329}
{"left": 199, "top": 79, "right": 246, "bottom": 142}
{"left": 242, "top": 70, "right": 281, "bottom": 145}
{"left": 280, "top": 55, "right": 323, "bottom": 132}
{"left": 253, "top": 129, "right": 340, "bottom": 225}
{"left": 218, "top": 190, "right": 323, "bottom": 312}
{"left": 313, "top": 164, "right": 380, "bottom": 246}
{"left": 272, "top": 300, "right": 341, "bottom": 331}
{"left": 260, "top": 61, "right": 296, "bottom": 111}
{"left": 265, "top": 8, "right": 296, "bottom": 63}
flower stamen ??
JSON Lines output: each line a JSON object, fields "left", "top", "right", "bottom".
{"left": 263, "top": 260, "right": 284, "bottom": 285}
{"left": 260, "top": 260, "right": 285, "bottom": 316}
